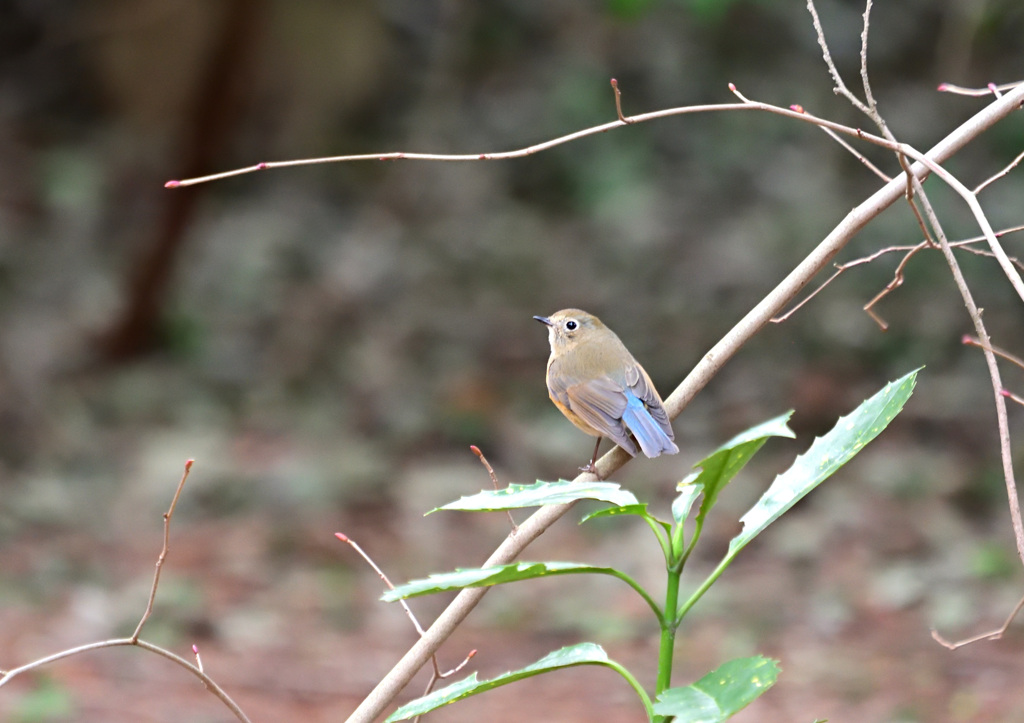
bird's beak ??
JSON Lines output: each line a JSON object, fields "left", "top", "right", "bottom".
{"left": 533, "top": 315, "right": 552, "bottom": 326}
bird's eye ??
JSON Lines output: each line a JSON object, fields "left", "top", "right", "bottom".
{"left": 565, "top": 320, "right": 578, "bottom": 331}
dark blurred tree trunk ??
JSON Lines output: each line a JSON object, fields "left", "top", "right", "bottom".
{"left": 99, "top": 0, "right": 262, "bottom": 361}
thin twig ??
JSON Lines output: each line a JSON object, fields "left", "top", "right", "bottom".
{"left": 611, "top": 78, "right": 630, "bottom": 124}
{"left": 912, "top": 174, "right": 1023, "bottom": 562}
{"left": 975, "top": 148, "right": 1024, "bottom": 194}
{"left": 938, "top": 81, "right": 1022, "bottom": 97}
{"left": 773, "top": 225, "right": 1024, "bottom": 323}
{"left": 785, "top": 100, "right": 890, "bottom": 181}
{"left": 335, "top": 531, "right": 477, "bottom": 710}
{"left": 861, "top": 241, "right": 928, "bottom": 330}
{"left": 470, "top": 445, "right": 518, "bottom": 531}
{"left": 963, "top": 336, "right": 1024, "bottom": 371}
{"left": 1002, "top": 389, "right": 1024, "bottom": 407}
{"left": 337, "top": 533, "right": 429, "bottom": 637}
{"left": 859, "top": 0, "right": 877, "bottom": 111}
{"left": 132, "top": 459, "right": 193, "bottom": 641}
{"left": 167, "top": 93, "right": 909, "bottom": 189}
{"left": 932, "top": 593, "right": 1024, "bottom": 649}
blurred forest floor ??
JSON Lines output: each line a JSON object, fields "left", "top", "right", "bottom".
{"left": 2, "top": 1, "right": 1024, "bottom": 721}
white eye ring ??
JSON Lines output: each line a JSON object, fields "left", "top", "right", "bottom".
{"left": 565, "top": 319, "right": 578, "bottom": 331}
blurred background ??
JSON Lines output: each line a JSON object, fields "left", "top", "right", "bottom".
{"left": 1, "top": 0, "right": 1023, "bottom": 720}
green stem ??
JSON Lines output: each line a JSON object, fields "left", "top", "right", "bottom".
{"left": 676, "top": 553, "right": 733, "bottom": 621}
{"left": 643, "top": 516, "right": 672, "bottom": 563}
{"left": 602, "top": 659, "right": 656, "bottom": 720}
{"left": 655, "top": 561, "right": 682, "bottom": 702}
{"left": 680, "top": 512, "right": 706, "bottom": 567}
{"left": 604, "top": 569, "right": 665, "bottom": 627}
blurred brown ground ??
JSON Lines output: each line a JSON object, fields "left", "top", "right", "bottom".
{"left": 1, "top": 1, "right": 1024, "bottom": 721}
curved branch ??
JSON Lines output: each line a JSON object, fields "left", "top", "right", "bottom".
{"left": 0, "top": 638, "right": 251, "bottom": 723}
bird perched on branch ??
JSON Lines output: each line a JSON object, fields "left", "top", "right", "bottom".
{"left": 535, "top": 309, "right": 678, "bottom": 474}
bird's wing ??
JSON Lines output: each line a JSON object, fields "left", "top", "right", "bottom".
{"left": 562, "top": 376, "right": 637, "bottom": 455}
{"left": 623, "top": 363, "right": 673, "bottom": 433}
{"left": 620, "top": 363, "right": 678, "bottom": 457}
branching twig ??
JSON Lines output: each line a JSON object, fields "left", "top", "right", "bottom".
{"left": 932, "top": 593, "right": 1024, "bottom": 649}
{"left": 335, "top": 532, "right": 476, "bottom": 705}
{"left": 808, "top": 0, "right": 1024, "bottom": 647}
{"left": 0, "top": 461, "right": 252, "bottom": 723}
{"left": 772, "top": 227, "right": 1024, "bottom": 324}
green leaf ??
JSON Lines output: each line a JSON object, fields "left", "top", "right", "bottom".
{"left": 728, "top": 370, "right": 918, "bottom": 557}
{"left": 384, "top": 561, "right": 621, "bottom": 601}
{"left": 582, "top": 503, "right": 671, "bottom": 530}
{"left": 432, "top": 480, "right": 638, "bottom": 513}
{"left": 677, "top": 370, "right": 919, "bottom": 621}
{"left": 690, "top": 412, "right": 795, "bottom": 529}
{"left": 653, "top": 656, "right": 780, "bottom": 721}
{"left": 386, "top": 643, "right": 612, "bottom": 721}
{"left": 672, "top": 479, "right": 704, "bottom": 526}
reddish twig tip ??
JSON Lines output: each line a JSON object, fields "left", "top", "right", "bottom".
{"left": 790, "top": 104, "right": 805, "bottom": 113}
{"left": 962, "top": 334, "right": 973, "bottom": 344}
{"left": 728, "top": 82, "right": 736, "bottom": 91}
{"left": 335, "top": 532, "right": 349, "bottom": 542}
{"left": 185, "top": 459, "right": 194, "bottom": 470}
{"left": 256, "top": 162, "right": 268, "bottom": 170}
{"left": 937, "top": 83, "right": 948, "bottom": 92}
{"left": 164, "top": 180, "right": 180, "bottom": 188}
{"left": 1001, "top": 389, "right": 1012, "bottom": 398}
{"left": 469, "top": 445, "right": 482, "bottom": 457}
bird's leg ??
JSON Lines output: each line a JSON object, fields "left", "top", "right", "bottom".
{"left": 580, "top": 437, "right": 603, "bottom": 478}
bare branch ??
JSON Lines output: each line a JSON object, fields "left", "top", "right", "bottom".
{"left": 939, "top": 81, "right": 1022, "bottom": 97}
{"left": 471, "top": 445, "right": 518, "bottom": 531}
{"left": 859, "top": 0, "right": 877, "bottom": 111}
{"left": 0, "top": 461, "right": 253, "bottom": 723}
{"left": 975, "top": 147, "right": 1024, "bottom": 194}
{"left": 932, "top": 593, "right": 1024, "bottom": 649}
{"left": 963, "top": 336, "right": 1024, "bottom": 372}
{"left": 132, "top": 459, "right": 193, "bottom": 641}
{"left": 911, "top": 178, "right": 1023, "bottom": 567}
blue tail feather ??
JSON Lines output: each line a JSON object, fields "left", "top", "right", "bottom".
{"left": 621, "top": 393, "right": 679, "bottom": 458}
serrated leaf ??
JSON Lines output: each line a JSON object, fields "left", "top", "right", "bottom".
{"left": 690, "top": 412, "right": 795, "bottom": 528}
{"left": 383, "top": 561, "right": 618, "bottom": 601}
{"left": 582, "top": 503, "right": 671, "bottom": 531}
{"left": 653, "top": 655, "right": 780, "bottom": 721}
{"left": 728, "top": 370, "right": 918, "bottom": 557}
{"left": 386, "top": 643, "right": 610, "bottom": 721}
{"left": 432, "top": 480, "right": 638, "bottom": 513}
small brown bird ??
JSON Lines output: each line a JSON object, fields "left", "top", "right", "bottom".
{"left": 535, "top": 309, "right": 678, "bottom": 472}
